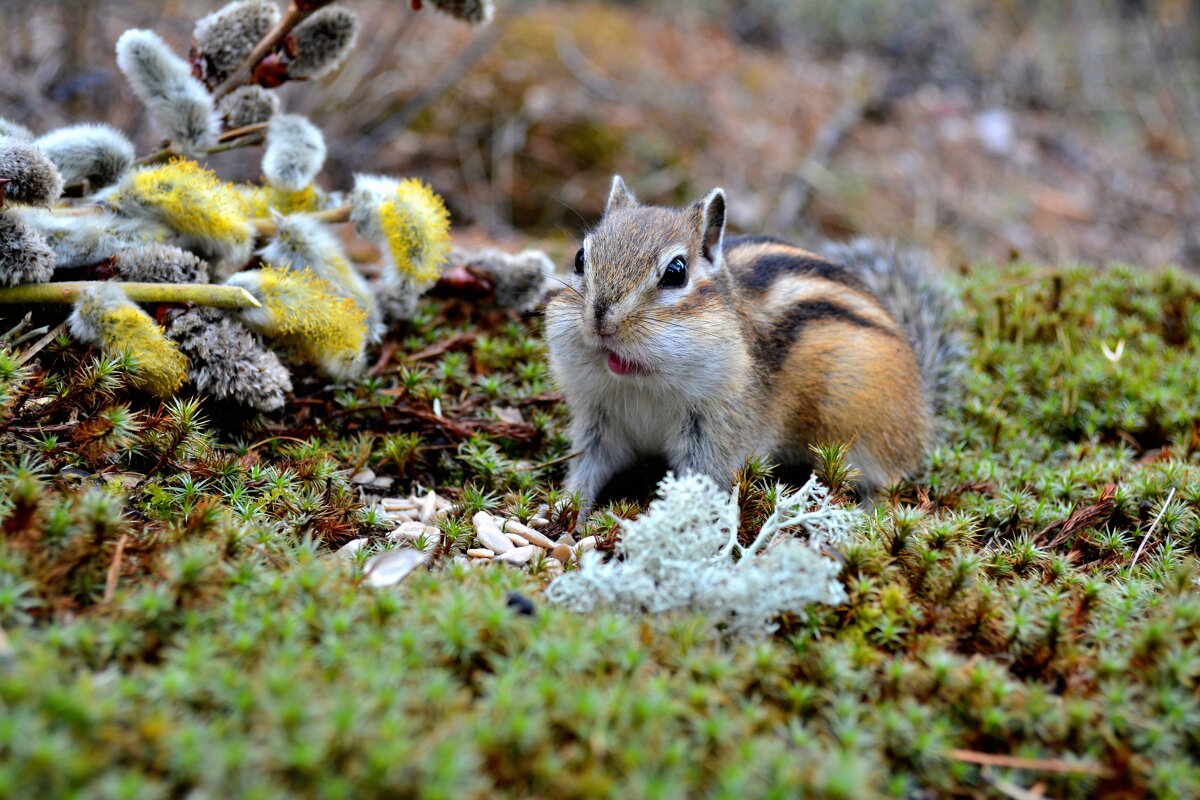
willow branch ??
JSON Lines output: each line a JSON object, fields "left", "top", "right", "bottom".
{"left": 212, "top": 0, "right": 339, "bottom": 100}
{"left": 250, "top": 203, "right": 350, "bottom": 235}
{"left": 0, "top": 282, "right": 262, "bottom": 309}
{"left": 133, "top": 130, "right": 267, "bottom": 168}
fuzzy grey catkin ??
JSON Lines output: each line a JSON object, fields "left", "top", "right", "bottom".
{"left": 430, "top": 0, "right": 494, "bottom": 24}
{"left": 168, "top": 307, "right": 292, "bottom": 411}
{"left": 34, "top": 124, "right": 134, "bottom": 189}
{"left": 0, "top": 118, "right": 34, "bottom": 142}
{"left": 0, "top": 142, "right": 64, "bottom": 206}
{"left": 21, "top": 209, "right": 164, "bottom": 269}
{"left": 261, "top": 114, "right": 325, "bottom": 192}
{"left": 450, "top": 247, "right": 552, "bottom": 312}
{"left": 112, "top": 243, "right": 210, "bottom": 283}
{"left": 216, "top": 85, "right": 279, "bottom": 130}
{"left": 288, "top": 6, "right": 360, "bottom": 80}
{"left": 116, "top": 29, "right": 217, "bottom": 157}
{"left": 0, "top": 212, "right": 55, "bottom": 286}
{"left": 817, "top": 239, "right": 966, "bottom": 418}
{"left": 193, "top": 0, "right": 282, "bottom": 82}
{"left": 259, "top": 213, "right": 383, "bottom": 341}
{"left": 378, "top": 276, "right": 421, "bottom": 322}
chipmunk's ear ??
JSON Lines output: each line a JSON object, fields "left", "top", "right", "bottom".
{"left": 694, "top": 187, "right": 726, "bottom": 264}
{"left": 605, "top": 175, "right": 637, "bottom": 213}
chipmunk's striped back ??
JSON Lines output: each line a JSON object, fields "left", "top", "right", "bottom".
{"left": 717, "top": 235, "right": 939, "bottom": 486}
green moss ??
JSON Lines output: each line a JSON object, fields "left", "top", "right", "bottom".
{"left": 1, "top": 263, "right": 1200, "bottom": 797}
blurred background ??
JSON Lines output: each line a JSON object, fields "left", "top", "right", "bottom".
{"left": 2, "top": 0, "right": 1198, "bottom": 270}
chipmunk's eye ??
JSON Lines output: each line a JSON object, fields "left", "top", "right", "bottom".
{"left": 574, "top": 248, "right": 585, "bottom": 275}
{"left": 660, "top": 255, "right": 687, "bottom": 288}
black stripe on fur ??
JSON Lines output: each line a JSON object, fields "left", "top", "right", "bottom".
{"left": 727, "top": 235, "right": 864, "bottom": 293}
{"left": 754, "top": 299, "right": 897, "bottom": 373}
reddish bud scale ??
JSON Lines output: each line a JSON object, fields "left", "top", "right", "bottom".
{"left": 252, "top": 52, "right": 291, "bottom": 88}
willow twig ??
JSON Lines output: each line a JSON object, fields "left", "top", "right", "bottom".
{"left": 250, "top": 203, "right": 350, "bottom": 235}
{"left": 0, "top": 282, "right": 262, "bottom": 309}
{"left": 213, "top": 0, "right": 337, "bottom": 100}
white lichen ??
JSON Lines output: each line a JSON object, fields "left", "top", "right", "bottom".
{"left": 546, "top": 473, "right": 855, "bottom": 638}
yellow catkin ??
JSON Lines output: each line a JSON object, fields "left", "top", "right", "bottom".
{"left": 378, "top": 178, "right": 451, "bottom": 287}
{"left": 117, "top": 159, "right": 250, "bottom": 246}
{"left": 238, "top": 184, "right": 322, "bottom": 217}
{"left": 236, "top": 266, "right": 367, "bottom": 379}
{"left": 100, "top": 305, "right": 189, "bottom": 397}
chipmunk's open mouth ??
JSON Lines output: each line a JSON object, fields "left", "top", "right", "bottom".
{"left": 606, "top": 351, "right": 652, "bottom": 376}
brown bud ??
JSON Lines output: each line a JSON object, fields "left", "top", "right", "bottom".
{"left": 251, "top": 52, "right": 292, "bottom": 88}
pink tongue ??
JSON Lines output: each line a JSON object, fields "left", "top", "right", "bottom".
{"left": 607, "top": 352, "right": 641, "bottom": 375}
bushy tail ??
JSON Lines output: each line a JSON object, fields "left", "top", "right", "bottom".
{"left": 817, "top": 239, "right": 966, "bottom": 418}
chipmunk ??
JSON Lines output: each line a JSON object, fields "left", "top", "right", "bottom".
{"left": 544, "top": 176, "right": 963, "bottom": 507}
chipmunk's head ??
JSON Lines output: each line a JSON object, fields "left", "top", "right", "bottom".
{"left": 545, "top": 176, "right": 743, "bottom": 393}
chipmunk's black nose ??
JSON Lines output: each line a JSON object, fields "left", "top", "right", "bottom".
{"left": 593, "top": 299, "right": 615, "bottom": 336}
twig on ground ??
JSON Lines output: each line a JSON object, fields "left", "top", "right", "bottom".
{"left": 16, "top": 321, "right": 68, "bottom": 366}
{"left": 406, "top": 331, "right": 478, "bottom": 361}
{"left": 1131, "top": 486, "right": 1175, "bottom": 566}
{"left": 949, "top": 748, "right": 1112, "bottom": 777}
{"left": 102, "top": 533, "right": 129, "bottom": 604}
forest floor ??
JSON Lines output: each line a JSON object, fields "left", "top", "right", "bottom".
{"left": 2, "top": 260, "right": 1200, "bottom": 798}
